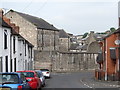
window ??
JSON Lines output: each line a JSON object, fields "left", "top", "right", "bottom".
{"left": 0, "top": 74, "right": 19, "bottom": 84}
{"left": 14, "top": 58, "right": 16, "bottom": 72}
{"left": 19, "top": 72, "right": 34, "bottom": 77}
{"left": 5, "top": 56, "right": 8, "bottom": 72}
{"left": 4, "top": 30, "right": 8, "bottom": 49}
{"left": 31, "top": 47, "right": 32, "bottom": 58}
{"left": 10, "top": 59, "right": 12, "bottom": 72}
{"left": 0, "top": 57, "right": 2, "bottom": 72}
{"left": 20, "top": 74, "right": 26, "bottom": 82}
{"left": 13, "top": 36, "right": 16, "bottom": 53}
{"left": 25, "top": 43, "right": 26, "bottom": 56}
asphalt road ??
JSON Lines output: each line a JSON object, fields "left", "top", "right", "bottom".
{"left": 43, "top": 70, "right": 119, "bottom": 89}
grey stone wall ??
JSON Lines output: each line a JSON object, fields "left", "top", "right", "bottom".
{"left": 52, "top": 52, "right": 98, "bottom": 72}
{"left": 37, "top": 29, "right": 59, "bottom": 51}
{"left": 5, "top": 12, "right": 38, "bottom": 49}
{"left": 59, "top": 38, "right": 70, "bottom": 52}
{"left": 34, "top": 50, "right": 98, "bottom": 72}
{"left": 34, "top": 50, "right": 52, "bottom": 70}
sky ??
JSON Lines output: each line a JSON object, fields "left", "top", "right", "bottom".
{"left": 0, "top": 0, "right": 119, "bottom": 35}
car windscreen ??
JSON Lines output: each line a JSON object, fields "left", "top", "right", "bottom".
{"left": 40, "top": 69, "right": 49, "bottom": 71}
{"left": 19, "top": 72, "right": 34, "bottom": 78}
{"left": 0, "top": 74, "right": 19, "bottom": 84}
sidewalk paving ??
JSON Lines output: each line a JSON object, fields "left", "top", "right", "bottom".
{"left": 79, "top": 70, "right": 120, "bottom": 88}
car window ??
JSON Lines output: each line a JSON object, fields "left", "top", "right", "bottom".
{"left": 40, "top": 69, "right": 49, "bottom": 71}
{"left": 19, "top": 72, "right": 34, "bottom": 77}
{"left": 35, "top": 72, "right": 39, "bottom": 78}
{"left": 20, "top": 74, "right": 26, "bottom": 82}
{"left": 0, "top": 74, "right": 19, "bottom": 84}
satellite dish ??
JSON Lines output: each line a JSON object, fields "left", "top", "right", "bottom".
{"left": 115, "top": 40, "right": 120, "bottom": 45}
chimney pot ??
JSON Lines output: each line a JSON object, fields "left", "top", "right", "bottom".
{"left": 0, "top": 8, "right": 4, "bottom": 18}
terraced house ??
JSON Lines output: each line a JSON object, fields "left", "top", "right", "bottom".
{"left": 0, "top": 9, "right": 34, "bottom": 72}
{"left": 0, "top": 14, "right": 11, "bottom": 72}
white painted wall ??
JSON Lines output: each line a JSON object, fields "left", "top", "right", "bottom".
{"left": 0, "top": 26, "right": 11, "bottom": 72}
{"left": 0, "top": 24, "right": 34, "bottom": 72}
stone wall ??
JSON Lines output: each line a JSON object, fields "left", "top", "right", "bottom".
{"left": 37, "top": 29, "right": 59, "bottom": 51}
{"left": 5, "top": 12, "right": 38, "bottom": 49}
{"left": 59, "top": 38, "right": 70, "bottom": 52}
{"left": 34, "top": 50, "right": 98, "bottom": 72}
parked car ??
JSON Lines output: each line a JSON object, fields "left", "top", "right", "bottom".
{"left": 0, "top": 72, "right": 30, "bottom": 90}
{"left": 35, "top": 70, "right": 45, "bottom": 87}
{"left": 17, "top": 70, "right": 42, "bottom": 90}
{"left": 40, "top": 69, "right": 50, "bottom": 78}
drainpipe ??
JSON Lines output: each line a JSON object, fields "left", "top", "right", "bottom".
{"left": 10, "top": 33, "right": 12, "bottom": 72}
{"left": 105, "top": 39, "right": 108, "bottom": 81}
{"left": 119, "top": 33, "right": 120, "bottom": 81}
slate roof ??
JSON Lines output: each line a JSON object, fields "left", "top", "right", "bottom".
{"left": 59, "top": 30, "right": 69, "bottom": 38}
{"left": 80, "top": 44, "right": 88, "bottom": 50}
{"left": 0, "top": 17, "right": 11, "bottom": 28}
{"left": 114, "top": 28, "right": 120, "bottom": 33}
{"left": 10, "top": 10, "right": 58, "bottom": 31}
{"left": 70, "top": 43, "right": 79, "bottom": 50}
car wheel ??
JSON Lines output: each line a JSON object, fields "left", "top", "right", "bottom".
{"left": 42, "top": 82, "right": 46, "bottom": 87}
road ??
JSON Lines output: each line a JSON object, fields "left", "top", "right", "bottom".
{"left": 43, "top": 70, "right": 120, "bottom": 89}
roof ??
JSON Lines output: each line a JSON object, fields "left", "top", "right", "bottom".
{"left": 80, "top": 44, "right": 88, "bottom": 50}
{"left": 70, "top": 43, "right": 79, "bottom": 50}
{"left": 0, "top": 72, "right": 20, "bottom": 75}
{"left": 17, "top": 70, "right": 36, "bottom": 72}
{"left": 114, "top": 28, "right": 120, "bottom": 34}
{"left": 10, "top": 10, "right": 58, "bottom": 31}
{"left": 0, "top": 17, "right": 11, "bottom": 28}
{"left": 103, "top": 28, "right": 120, "bottom": 39}
{"left": 59, "top": 30, "right": 69, "bottom": 38}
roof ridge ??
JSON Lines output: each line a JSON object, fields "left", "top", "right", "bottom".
{"left": 10, "top": 10, "right": 58, "bottom": 31}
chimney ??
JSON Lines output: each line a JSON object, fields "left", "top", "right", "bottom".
{"left": 0, "top": 8, "right": 4, "bottom": 18}
{"left": 90, "top": 31, "right": 94, "bottom": 33}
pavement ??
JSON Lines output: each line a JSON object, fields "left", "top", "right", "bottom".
{"left": 78, "top": 70, "right": 120, "bottom": 88}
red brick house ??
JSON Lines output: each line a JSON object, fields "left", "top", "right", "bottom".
{"left": 95, "top": 28, "right": 120, "bottom": 81}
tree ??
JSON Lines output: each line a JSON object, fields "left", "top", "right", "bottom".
{"left": 82, "top": 32, "right": 88, "bottom": 38}
{"left": 110, "top": 27, "right": 116, "bottom": 32}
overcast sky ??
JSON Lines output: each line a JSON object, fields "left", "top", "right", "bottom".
{"left": 0, "top": 0, "right": 119, "bottom": 35}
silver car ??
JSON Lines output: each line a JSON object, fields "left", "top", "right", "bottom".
{"left": 35, "top": 70, "right": 45, "bottom": 87}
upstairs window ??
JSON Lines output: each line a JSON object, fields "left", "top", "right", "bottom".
{"left": 13, "top": 36, "right": 16, "bottom": 53}
{"left": 25, "top": 43, "right": 26, "bottom": 56}
{"left": 4, "top": 30, "right": 8, "bottom": 49}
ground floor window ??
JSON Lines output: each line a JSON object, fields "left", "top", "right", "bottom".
{"left": 14, "top": 58, "right": 16, "bottom": 72}
{"left": 25, "top": 60, "right": 27, "bottom": 70}
{"left": 5, "top": 56, "right": 8, "bottom": 72}
{"left": 10, "top": 59, "right": 12, "bottom": 72}
{"left": 0, "top": 57, "right": 2, "bottom": 72}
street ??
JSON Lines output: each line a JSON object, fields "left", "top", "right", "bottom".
{"left": 43, "top": 70, "right": 119, "bottom": 89}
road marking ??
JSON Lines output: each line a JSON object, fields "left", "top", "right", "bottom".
{"left": 80, "top": 80, "right": 93, "bottom": 88}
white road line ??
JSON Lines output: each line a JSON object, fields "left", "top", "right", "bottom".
{"left": 80, "top": 80, "right": 93, "bottom": 88}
